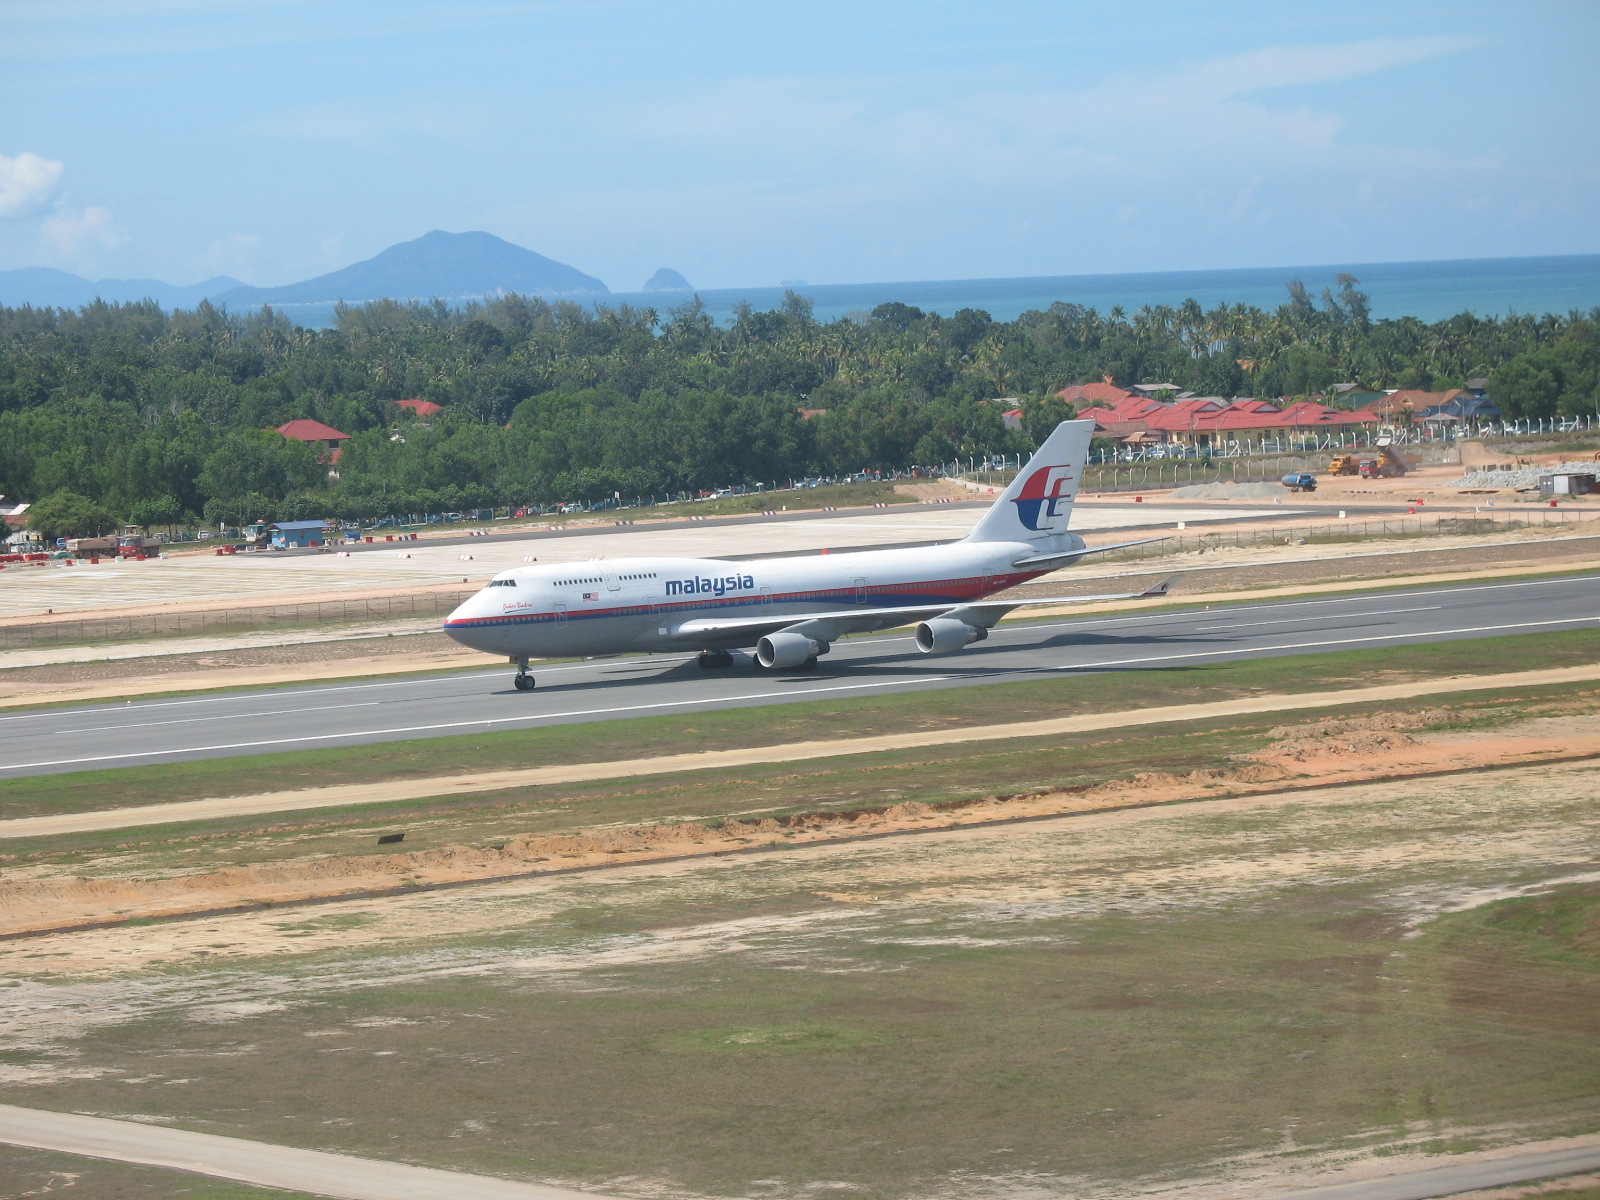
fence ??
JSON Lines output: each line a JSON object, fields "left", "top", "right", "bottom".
{"left": 1085, "top": 508, "right": 1592, "bottom": 567}
{"left": 0, "top": 588, "right": 478, "bottom": 652}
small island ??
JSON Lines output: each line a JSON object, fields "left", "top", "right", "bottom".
{"left": 642, "top": 267, "right": 693, "bottom": 291}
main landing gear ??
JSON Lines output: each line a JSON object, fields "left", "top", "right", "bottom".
{"left": 512, "top": 657, "right": 536, "bottom": 691}
{"left": 697, "top": 649, "right": 735, "bottom": 669}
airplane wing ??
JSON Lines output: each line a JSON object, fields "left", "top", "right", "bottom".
{"left": 673, "top": 576, "right": 1179, "bottom": 643}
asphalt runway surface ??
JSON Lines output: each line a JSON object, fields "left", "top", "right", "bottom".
{"left": 2, "top": 573, "right": 1595, "bottom": 780}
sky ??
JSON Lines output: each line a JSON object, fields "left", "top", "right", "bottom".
{"left": 1, "top": 0, "right": 1596, "bottom": 291}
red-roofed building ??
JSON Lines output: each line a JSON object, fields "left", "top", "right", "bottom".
{"left": 276, "top": 419, "right": 350, "bottom": 468}
{"left": 396, "top": 398, "right": 444, "bottom": 418}
{"left": 1056, "top": 380, "right": 1138, "bottom": 407}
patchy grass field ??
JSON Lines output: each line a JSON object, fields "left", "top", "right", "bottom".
{"left": 4, "top": 626, "right": 1599, "bottom": 822}
{"left": 0, "top": 1146, "right": 322, "bottom": 1199}
{"left": 3, "top": 760, "right": 1598, "bottom": 1199}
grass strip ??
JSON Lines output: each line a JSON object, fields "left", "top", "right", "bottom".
{"left": 3, "top": 626, "right": 1599, "bottom": 821}
{"left": 14, "top": 685, "right": 1589, "bottom": 875}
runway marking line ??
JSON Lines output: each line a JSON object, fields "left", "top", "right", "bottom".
{"left": 6, "top": 659, "right": 1600, "bottom": 839}
{"left": 5, "top": 608, "right": 1596, "bottom": 774}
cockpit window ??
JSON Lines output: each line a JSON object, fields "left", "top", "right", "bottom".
{"left": 487, "top": 578, "right": 517, "bottom": 587}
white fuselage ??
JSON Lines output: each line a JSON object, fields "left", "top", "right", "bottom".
{"left": 442, "top": 539, "right": 1064, "bottom": 660}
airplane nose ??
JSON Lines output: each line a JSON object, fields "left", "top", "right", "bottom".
{"left": 443, "top": 595, "right": 494, "bottom": 649}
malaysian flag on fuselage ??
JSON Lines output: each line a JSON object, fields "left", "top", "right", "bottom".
{"left": 583, "top": 591, "right": 598, "bottom": 601}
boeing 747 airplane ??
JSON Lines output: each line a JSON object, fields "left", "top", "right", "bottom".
{"left": 443, "top": 419, "right": 1173, "bottom": 690}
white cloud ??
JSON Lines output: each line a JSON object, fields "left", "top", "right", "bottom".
{"left": 41, "top": 205, "right": 123, "bottom": 257}
{"left": 0, "top": 152, "right": 65, "bottom": 218}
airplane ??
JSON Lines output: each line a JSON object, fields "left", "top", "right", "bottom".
{"left": 443, "top": 419, "right": 1174, "bottom": 690}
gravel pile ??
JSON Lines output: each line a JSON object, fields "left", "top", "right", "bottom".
{"left": 1167, "top": 480, "right": 1290, "bottom": 500}
{"left": 1449, "top": 460, "right": 1600, "bottom": 488}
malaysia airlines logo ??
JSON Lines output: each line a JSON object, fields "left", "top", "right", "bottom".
{"left": 1012, "top": 465, "right": 1076, "bottom": 531}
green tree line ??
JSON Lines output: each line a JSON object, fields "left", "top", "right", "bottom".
{"left": 0, "top": 280, "right": 1596, "bottom": 536}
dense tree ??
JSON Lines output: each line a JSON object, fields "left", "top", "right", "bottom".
{"left": 0, "top": 284, "right": 1593, "bottom": 528}
{"left": 25, "top": 490, "right": 119, "bottom": 541}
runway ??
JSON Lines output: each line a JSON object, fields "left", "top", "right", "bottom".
{"left": 1, "top": 573, "right": 1595, "bottom": 779}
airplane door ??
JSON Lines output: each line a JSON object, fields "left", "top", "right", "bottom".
{"left": 760, "top": 586, "right": 772, "bottom": 607}
{"left": 604, "top": 571, "right": 620, "bottom": 592}
{"left": 553, "top": 602, "right": 567, "bottom": 623}
{"left": 854, "top": 577, "right": 868, "bottom": 604}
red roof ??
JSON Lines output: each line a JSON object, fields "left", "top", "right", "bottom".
{"left": 396, "top": 399, "right": 443, "bottom": 417}
{"left": 276, "top": 419, "right": 350, "bottom": 442}
{"left": 1057, "top": 381, "right": 1138, "bottom": 407}
{"left": 1275, "top": 401, "right": 1379, "bottom": 427}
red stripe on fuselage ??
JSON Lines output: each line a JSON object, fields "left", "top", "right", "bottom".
{"left": 443, "top": 570, "right": 1046, "bottom": 628}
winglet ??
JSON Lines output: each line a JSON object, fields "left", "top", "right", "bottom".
{"left": 1139, "top": 574, "right": 1181, "bottom": 598}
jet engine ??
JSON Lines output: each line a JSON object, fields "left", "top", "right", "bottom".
{"left": 756, "top": 631, "right": 828, "bottom": 668}
{"left": 915, "top": 617, "right": 986, "bottom": 654}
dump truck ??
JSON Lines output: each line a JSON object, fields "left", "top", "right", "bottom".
{"left": 65, "top": 535, "right": 118, "bottom": 556}
{"left": 116, "top": 532, "right": 165, "bottom": 558}
{"left": 1280, "top": 473, "right": 1317, "bottom": 492}
{"left": 1373, "top": 436, "right": 1421, "bottom": 477}
{"left": 1328, "top": 454, "right": 1360, "bottom": 476}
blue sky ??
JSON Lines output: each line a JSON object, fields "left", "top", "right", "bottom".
{"left": 1, "top": 0, "right": 1595, "bottom": 290}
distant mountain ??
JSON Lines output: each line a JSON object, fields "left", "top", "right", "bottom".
{"left": 642, "top": 267, "right": 693, "bottom": 292}
{"left": 0, "top": 267, "right": 244, "bottom": 310}
{"left": 216, "top": 230, "right": 608, "bottom": 308}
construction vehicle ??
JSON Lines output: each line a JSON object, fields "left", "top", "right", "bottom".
{"left": 1372, "top": 436, "right": 1421, "bottom": 477}
{"left": 65, "top": 535, "right": 118, "bottom": 556}
{"left": 116, "top": 532, "right": 165, "bottom": 558}
{"left": 1280, "top": 473, "right": 1317, "bottom": 492}
{"left": 1333, "top": 439, "right": 1422, "bottom": 479}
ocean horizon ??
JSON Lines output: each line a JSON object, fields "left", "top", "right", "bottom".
{"left": 603, "top": 252, "right": 1600, "bottom": 327}
{"left": 151, "top": 252, "right": 1600, "bottom": 329}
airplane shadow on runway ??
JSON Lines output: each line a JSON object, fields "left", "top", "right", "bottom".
{"left": 461, "top": 627, "right": 1231, "bottom": 694}
{"left": 437, "top": 624, "right": 1236, "bottom": 697}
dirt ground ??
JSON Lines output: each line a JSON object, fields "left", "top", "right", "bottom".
{"left": 0, "top": 753, "right": 1596, "bottom": 1199}
{"left": 5, "top": 691, "right": 1597, "bottom": 943}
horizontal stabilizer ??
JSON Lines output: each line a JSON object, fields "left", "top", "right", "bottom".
{"left": 1012, "top": 536, "right": 1169, "bottom": 570}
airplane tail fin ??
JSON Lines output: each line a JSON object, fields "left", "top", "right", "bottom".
{"left": 964, "top": 419, "right": 1095, "bottom": 544}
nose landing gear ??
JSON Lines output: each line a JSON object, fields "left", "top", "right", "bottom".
{"left": 511, "top": 657, "right": 535, "bottom": 691}
{"left": 697, "top": 649, "right": 735, "bottom": 669}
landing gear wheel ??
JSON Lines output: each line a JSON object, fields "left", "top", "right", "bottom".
{"left": 798, "top": 656, "right": 819, "bottom": 670}
{"left": 513, "top": 673, "right": 536, "bottom": 691}
{"left": 697, "top": 650, "right": 735, "bottom": 669}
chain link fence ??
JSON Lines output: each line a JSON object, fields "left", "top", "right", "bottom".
{"left": 1088, "top": 508, "right": 1593, "bottom": 566}
{"left": 0, "top": 589, "right": 478, "bottom": 652}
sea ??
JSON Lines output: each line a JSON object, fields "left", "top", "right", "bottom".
{"left": 242, "top": 253, "right": 1600, "bottom": 329}
{"left": 597, "top": 253, "right": 1600, "bottom": 327}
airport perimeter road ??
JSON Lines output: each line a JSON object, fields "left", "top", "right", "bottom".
{"left": 1, "top": 574, "right": 1595, "bottom": 779}
{"left": 1271, "top": 1140, "right": 1600, "bottom": 1200}
{"left": 0, "top": 1102, "right": 620, "bottom": 1200}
